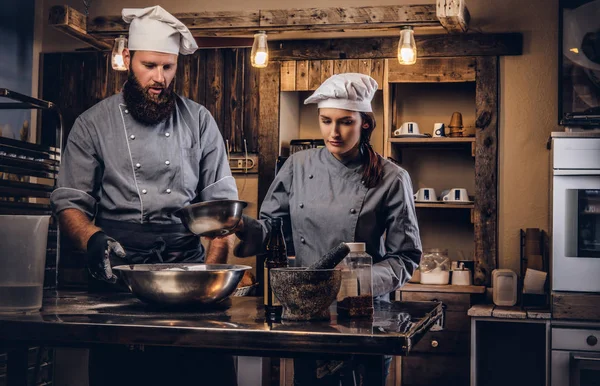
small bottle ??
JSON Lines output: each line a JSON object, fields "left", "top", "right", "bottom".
{"left": 264, "top": 217, "right": 288, "bottom": 322}
{"left": 337, "top": 242, "right": 374, "bottom": 318}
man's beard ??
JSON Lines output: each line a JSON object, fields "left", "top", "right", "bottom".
{"left": 123, "top": 70, "right": 176, "bottom": 126}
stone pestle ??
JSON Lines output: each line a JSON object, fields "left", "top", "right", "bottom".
{"left": 306, "top": 242, "right": 351, "bottom": 270}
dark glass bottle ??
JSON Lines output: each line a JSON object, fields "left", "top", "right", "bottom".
{"left": 264, "top": 217, "right": 288, "bottom": 322}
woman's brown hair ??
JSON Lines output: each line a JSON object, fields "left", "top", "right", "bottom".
{"left": 359, "top": 112, "right": 383, "bottom": 188}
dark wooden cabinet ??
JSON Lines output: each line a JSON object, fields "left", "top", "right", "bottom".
{"left": 396, "top": 284, "right": 484, "bottom": 386}
{"left": 41, "top": 48, "right": 260, "bottom": 153}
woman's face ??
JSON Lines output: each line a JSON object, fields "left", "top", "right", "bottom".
{"left": 319, "top": 108, "right": 367, "bottom": 160}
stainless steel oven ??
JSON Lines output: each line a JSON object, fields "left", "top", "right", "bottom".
{"left": 551, "top": 327, "right": 600, "bottom": 386}
{"left": 552, "top": 136, "right": 600, "bottom": 292}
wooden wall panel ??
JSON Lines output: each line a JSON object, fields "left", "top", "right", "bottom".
{"left": 474, "top": 56, "right": 498, "bottom": 286}
{"left": 243, "top": 48, "right": 260, "bottom": 152}
{"left": 371, "top": 59, "right": 384, "bottom": 89}
{"left": 308, "top": 60, "right": 321, "bottom": 90}
{"left": 257, "top": 61, "right": 281, "bottom": 210}
{"left": 223, "top": 49, "right": 245, "bottom": 152}
{"left": 333, "top": 59, "right": 348, "bottom": 74}
{"left": 347, "top": 59, "right": 360, "bottom": 73}
{"left": 205, "top": 49, "right": 225, "bottom": 137}
{"left": 358, "top": 59, "right": 371, "bottom": 75}
{"left": 295, "top": 60, "right": 309, "bottom": 91}
{"left": 320, "top": 60, "right": 333, "bottom": 84}
{"left": 280, "top": 61, "right": 296, "bottom": 91}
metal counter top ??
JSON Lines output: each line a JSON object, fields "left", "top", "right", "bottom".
{"left": 0, "top": 290, "right": 442, "bottom": 357}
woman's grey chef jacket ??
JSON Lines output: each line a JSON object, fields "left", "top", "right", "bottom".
{"left": 236, "top": 147, "right": 422, "bottom": 297}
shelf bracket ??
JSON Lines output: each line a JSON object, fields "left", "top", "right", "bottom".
{"left": 470, "top": 208, "right": 475, "bottom": 224}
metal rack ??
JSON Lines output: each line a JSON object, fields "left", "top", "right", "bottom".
{"left": 0, "top": 89, "right": 63, "bottom": 386}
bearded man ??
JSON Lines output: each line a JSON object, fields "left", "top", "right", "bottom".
{"left": 50, "top": 6, "right": 238, "bottom": 385}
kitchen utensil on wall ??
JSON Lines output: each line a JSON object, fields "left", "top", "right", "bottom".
{"left": 419, "top": 249, "right": 450, "bottom": 285}
{"left": 432, "top": 123, "right": 446, "bottom": 138}
{"left": 492, "top": 269, "right": 518, "bottom": 306}
{"left": 440, "top": 188, "right": 472, "bottom": 204}
{"left": 414, "top": 188, "right": 438, "bottom": 202}
{"left": 393, "top": 122, "right": 430, "bottom": 138}
{"left": 448, "top": 112, "right": 464, "bottom": 137}
{"left": 290, "top": 139, "right": 325, "bottom": 154}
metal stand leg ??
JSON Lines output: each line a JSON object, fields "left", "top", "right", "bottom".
{"left": 362, "top": 355, "right": 385, "bottom": 386}
{"left": 7, "top": 347, "right": 28, "bottom": 386}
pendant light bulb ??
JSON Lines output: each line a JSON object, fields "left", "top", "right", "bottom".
{"left": 397, "top": 26, "right": 417, "bottom": 65}
{"left": 111, "top": 35, "right": 128, "bottom": 71}
{"left": 251, "top": 31, "right": 269, "bottom": 68}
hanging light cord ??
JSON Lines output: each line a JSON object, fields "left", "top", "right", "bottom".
{"left": 83, "top": 0, "right": 93, "bottom": 17}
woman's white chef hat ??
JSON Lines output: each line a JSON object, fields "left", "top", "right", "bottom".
{"left": 122, "top": 5, "right": 198, "bottom": 55}
{"left": 304, "top": 73, "right": 378, "bottom": 113}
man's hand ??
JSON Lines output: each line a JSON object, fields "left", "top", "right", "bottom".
{"left": 86, "top": 231, "right": 126, "bottom": 283}
{"left": 204, "top": 234, "right": 234, "bottom": 264}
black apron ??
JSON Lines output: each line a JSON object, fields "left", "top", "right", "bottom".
{"left": 88, "top": 219, "right": 237, "bottom": 386}
{"left": 87, "top": 218, "right": 204, "bottom": 293}
{"left": 98, "top": 218, "right": 205, "bottom": 264}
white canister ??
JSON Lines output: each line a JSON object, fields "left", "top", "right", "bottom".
{"left": 451, "top": 265, "right": 472, "bottom": 286}
{"left": 492, "top": 269, "right": 518, "bottom": 306}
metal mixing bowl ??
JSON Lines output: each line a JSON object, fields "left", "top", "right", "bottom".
{"left": 113, "top": 264, "right": 252, "bottom": 307}
{"left": 174, "top": 200, "right": 248, "bottom": 237}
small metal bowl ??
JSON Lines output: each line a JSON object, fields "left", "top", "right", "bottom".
{"left": 113, "top": 264, "right": 252, "bottom": 307}
{"left": 174, "top": 199, "right": 248, "bottom": 237}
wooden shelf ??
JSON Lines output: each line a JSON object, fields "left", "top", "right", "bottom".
{"left": 416, "top": 202, "right": 474, "bottom": 209}
{"left": 390, "top": 137, "right": 475, "bottom": 144}
{"left": 390, "top": 137, "right": 476, "bottom": 156}
{"left": 401, "top": 283, "right": 486, "bottom": 294}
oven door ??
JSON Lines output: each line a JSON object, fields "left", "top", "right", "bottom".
{"left": 571, "top": 353, "right": 600, "bottom": 386}
{"left": 552, "top": 172, "right": 600, "bottom": 292}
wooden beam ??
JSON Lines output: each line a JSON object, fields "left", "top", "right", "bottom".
{"left": 436, "top": 0, "right": 470, "bottom": 34}
{"left": 553, "top": 292, "right": 600, "bottom": 320}
{"left": 48, "top": 5, "right": 111, "bottom": 50}
{"left": 473, "top": 56, "right": 498, "bottom": 287}
{"left": 388, "top": 57, "right": 476, "bottom": 83}
{"left": 269, "top": 33, "right": 523, "bottom": 60}
{"left": 257, "top": 62, "right": 281, "bottom": 211}
{"left": 260, "top": 5, "right": 437, "bottom": 28}
{"left": 87, "top": 5, "right": 439, "bottom": 38}
{"left": 90, "top": 10, "right": 261, "bottom": 36}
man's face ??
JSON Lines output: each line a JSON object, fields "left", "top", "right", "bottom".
{"left": 125, "top": 50, "right": 178, "bottom": 99}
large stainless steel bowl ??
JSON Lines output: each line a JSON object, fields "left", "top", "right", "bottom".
{"left": 174, "top": 199, "right": 248, "bottom": 237}
{"left": 113, "top": 264, "right": 252, "bottom": 307}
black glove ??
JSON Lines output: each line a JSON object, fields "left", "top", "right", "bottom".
{"left": 86, "top": 231, "right": 126, "bottom": 283}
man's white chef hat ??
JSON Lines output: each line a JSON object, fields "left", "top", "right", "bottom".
{"left": 122, "top": 5, "right": 198, "bottom": 55}
{"left": 304, "top": 73, "right": 378, "bottom": 113}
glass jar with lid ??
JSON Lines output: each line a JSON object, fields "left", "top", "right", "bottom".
{"left": 419, "top": 248, "right": 450, "bottom": 285}
{"left": 337, "top": 242, "right": 374, "bottom": 318}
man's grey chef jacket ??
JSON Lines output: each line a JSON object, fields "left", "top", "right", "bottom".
{"left": 50, "top": 93, "right": 238, "bottom": 224}
{"left": 236, "top": 147, "right": 422, "bottom": 297}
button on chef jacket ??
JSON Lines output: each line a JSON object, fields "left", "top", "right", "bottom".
{"left": 50, "top": 93, "right": 238, "bottom": 224}
{"left": 235, "top": 148, "right": 422, "bottom": 297}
